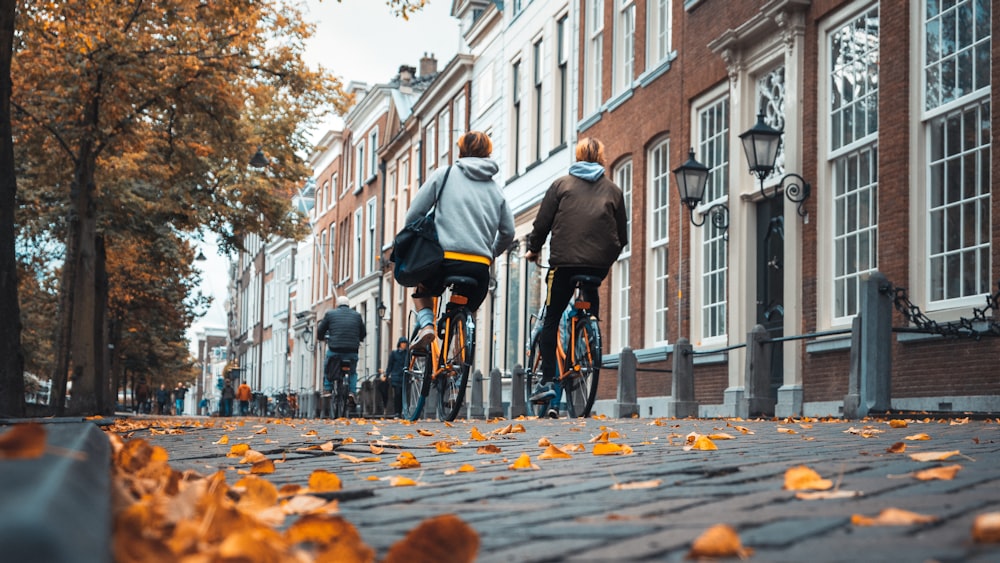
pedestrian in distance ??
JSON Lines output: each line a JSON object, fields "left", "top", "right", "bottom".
{"left": 174, "top": 383, "right": 188, "bottom": 415}
{"left": 316, "top": 295, "right": 366, "bottom": 403}
{"left": 236, "top": 380, "right": 252, "bottom": 416}
{"left": 221, "top": 380, "right": 235, "bottom": 417}
{"left": 155, "top": 383, "right": 170, "bottom": 415}
{"left": 384, "top": 337, "right": 408, "bottom": 416}
{"left": 376, "top": 369, "right": 390, "bottom": 415}
{"left": 405, "top": 131, "right": 515, "bottom": 350}
{"left": 525, "top": 137, "right": 628, "bottom": 418}
{"left": 134, "top": 378, "right": 150, "bottom": 414}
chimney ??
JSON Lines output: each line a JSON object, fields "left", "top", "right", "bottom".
{"left": 398, "top": 65, "right": 415, "bottom": 85}
{"left": 419, "top": 52, "right": 438, "bottom": 78}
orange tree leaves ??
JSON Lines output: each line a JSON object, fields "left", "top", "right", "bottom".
{"left": 383, "top": 514, "right": 479, "bottom": 563}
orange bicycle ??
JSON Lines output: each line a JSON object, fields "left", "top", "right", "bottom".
{"left": 403, "top": 276, "right": 477, "bottom": 421}
{"left": 525, "top": 274, "right": 602, "bottom": 417}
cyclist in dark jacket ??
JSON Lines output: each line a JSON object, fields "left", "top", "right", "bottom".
{"left": 525, "top": 137, "right": 628, "bottom": 418}
{"left": 316, "top": 295, "right": 366, "bottom": 397}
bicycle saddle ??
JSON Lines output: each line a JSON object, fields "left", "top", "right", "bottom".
{"left": 570, "top": 275, "right": 603, "bottom": 287}
{"left": 444, "top": 275, "right": 478, "bottom": 288}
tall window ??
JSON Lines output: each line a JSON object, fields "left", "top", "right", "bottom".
{"left": 924, "top": 0, "right": 991, "bottom": 304}
{"left": 615, "top": 0, "right": 635, "bottom": 93}
{"left": 355, "top": 141, "right": 365, "bottom": 191}
{"left": 647, "top": 0, "right": 671, "bottom": 66}
{"left": 698, "top": 97, "right": 729, "bottom": 339}
{"left": 454, "top": 93, "right": 466, "bottom": 134}
{"left": 585, "top": 0, "right": 604, "bottom": 114}
{"left": 532, "top": 39, "right": 543, "bottom": 163}
{"left": 320, "top": 180, "right": 328, "bottom": 211}
{"left": 327, "top": 225, "right": 335, "bottom": 297}
{"left": 512, "top": 59, "right": 522, "bottom": 174}
{"left": 366, "top": 197, "right": 377, "bottom": 275}
{"left": 339, "top": 222, "right": 350, "bottom": 281}
{"left": 331, "top": 173, "right": 339, "bottom": 203}
{"left": 649, "top": 139, "right": 670, "bottom": 343}
{"left": 424, "top": 123, "right": 436, "bottom": 176}
{"left": 556, "top": 14, "right": 569, "bottom": 146}
{"left": 438, "top": 109, "right": 451, "bottom": 167}
{"left": 353, "top": 208, "right": 363, "bottom": 281}
{"left": 613, "top": 161, "right": 633, "bottom": 349}
{"left": 318, "top": 230, "right": 326, "bottom": 303}
{"left": 368, "top": 129, "right": 379, "bottom": 182}
{"left": 830, "top": 5, "right": 879, "bottom": 320}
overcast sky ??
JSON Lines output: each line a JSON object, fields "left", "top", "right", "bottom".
{"left": 191, "top": 1, "right": 461, "bottom": 340}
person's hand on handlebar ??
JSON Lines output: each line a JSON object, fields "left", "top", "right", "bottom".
{"left": 524, "top": 249, "right": 539, "bottom": 263}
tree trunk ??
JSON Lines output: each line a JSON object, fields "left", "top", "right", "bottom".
{"left": 65, "top": 154, "right": 99, "bottom": 415}
{"left": 96, "top": 234, "right": 110, "bottom": 414}
{"left": 0, "top": 0, "right": 24, "bottom": 418}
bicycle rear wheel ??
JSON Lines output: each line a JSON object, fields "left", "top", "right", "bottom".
{"left": 524, "top": 333, "right": 547, "bottom": 417}
{"left": 439, "top": 309, "right": 474, "bottom": 421}
{"left": 332, "top": 376, "right": 348, "bottom": 419}
{"left": 403, "top": 350, "right": 429, "bottom": 421}
{"left": 565, "top": 319, "right": 600, "bottom": 418}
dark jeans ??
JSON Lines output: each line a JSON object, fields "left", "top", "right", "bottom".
{"left": 222, "top": 398, "right": 233, "bottom": 417}
{"left": 539, "top": 266, "right": 608, "bottom": 385}
{"left": 392, "top": 384, "right": 403, "bottom": 415}
{"left": 418, "top": 259, "right": 491, "bottom": 312}
{"left": 325, "top": 350, "right": 359, "bottom": 394}
{"left": 239, "top": 400, "right": 249, "bottom": 416}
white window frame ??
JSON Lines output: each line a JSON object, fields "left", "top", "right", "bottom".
{"left": 368, "top": 128, "right": 379, "bottom": 183}
{"left": 532, "top": 37, "right": 544, "bottom": 163}
{"left": 366, "top": 197, "right": 377, "bottom": 275}
{"left": 425, "top": 123, "right": 436, "bottom": 175}
{"left": 614, "top": 0, "right": 635, "bottom": 94}
{"left": 511, "top": 58, "right": 523, "bottom": 175}
{"left": 555, "top": 13, "right": 570, "bottom": 147}
{"left": 584, "top": 0, "right": 604, "bottom": 115}
{"left": 454, "top": 93, "right": 467, "bottom": 134}
{"left": 355, "top": 140, "right": 366, "bottom": 192}
{"left": 611, "top": 160, "right": 633, "bottom": 350}
{"left": 330, "top": 173, "right": 338, "bottom": 208}
{"left": 646, "top": 0, "right": 672, "bottom": 68}
{"left": 353, "top": 207, "right": 363, "bottom": 281}
{"left": 438, "top": 109, "right": 451, "bottom": 167}
{"left": 647, "top": 138, "right": 670, "bottom": 346}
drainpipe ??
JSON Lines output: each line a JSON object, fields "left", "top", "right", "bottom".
{"left": 375, "top": 158, "right": 387, "bottom": 378}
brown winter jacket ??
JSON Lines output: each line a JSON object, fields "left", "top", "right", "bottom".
{"left": 525, "top": 172, "right": 628, "bottom": 269}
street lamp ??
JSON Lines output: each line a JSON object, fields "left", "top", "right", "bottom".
{"left": 673, "top": 148, "right": 729, "bottom": 233}
{"left": 376, "top": 301, "right": 387, "bottom": 321}
{"left": 195, "top": 250, "right": 207, "bottom": 262}
{"left": 249, "top": 147, "right": 270, "bottom": 169}
{"left": 739, "top": 112, "right": 812, "bottom": 217}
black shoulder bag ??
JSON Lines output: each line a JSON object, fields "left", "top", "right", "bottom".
{"left": 390, "top": 166, "right": 451, "bottom": 287}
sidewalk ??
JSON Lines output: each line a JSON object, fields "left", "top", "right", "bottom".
{"left": 3, "top": 414, "right": 999, "bottom": 562}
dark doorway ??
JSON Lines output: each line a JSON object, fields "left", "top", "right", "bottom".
{"left": 756, "top": 198, "right": 784, "bottom": 403}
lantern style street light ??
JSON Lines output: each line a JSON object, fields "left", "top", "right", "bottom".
{"left": 738, "top": 112, "right": 811, "bottom": 217}
{"left": 673, "top": 148, "right": 729, "bottom": 234}
{"left": 249, "top": 147, "right": 270, "bottom": 169}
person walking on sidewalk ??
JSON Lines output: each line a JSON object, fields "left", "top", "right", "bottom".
{"left": 384, "top": 337, "right": 408, "bottom": 416}
{"left": 525, "top": 137, "right": 628, "bottom": 418}
{"left": 221, "top": 380, "right": 235, "bottom": 417}
{"left": 405, "top": 131, "right": 515, "bottom": 350}
{"left": 155, "top": 383, "right": 170, "bottom": 415}
{"left": 316, "top": 295, "right": 366, "bottom": 402}
{"left": 173, "top": 383, "right": 188, "bottom": 415}
{"left": 236, "top": 380, "right": 252, "bottom": 416}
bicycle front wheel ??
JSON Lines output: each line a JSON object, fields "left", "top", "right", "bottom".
{"left": 332, "top": 378, "right": 348, "bottom": 419}
{"left": 525, "top": 333, "right": 547, "bottom": 417}
{"left": 439, "top": 309, "right": 474, "bottom": 421}
{"left": 404, "top": 350, "right": 429, "bottom": 421}
{"left": 565, "top": 319, "right": 600, "bottom": 418}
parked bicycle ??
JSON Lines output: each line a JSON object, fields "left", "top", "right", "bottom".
{"left": 271, "top": 389, "right": 295, "bottom": 418}
{"left": 325, "top": 355, "right": 357, "bottom": 419}
{"left": 403, "top": 275, "right": 477, "bottom": 422}
{"left": 525, "top": 274, "right": 602, "bottom": 418}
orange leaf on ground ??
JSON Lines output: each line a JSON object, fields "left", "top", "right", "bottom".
{"left": 470, "top": 427, "right": 487, "bottom": 441}
{"left": 0, "top": 424, "right": 46, "bottom": 460}
{"left": 610, "top": 479, "right": 661, "bottom": 490}
{"left": 508, "top": 453, "right": 540, "bottom": 470}
{"left": 707, "top": 433, "right": 735, "bottom": 440}
{"left": 687, "top": 524, "right": 753, "bottom": 559}
{"left": 537, "top": 437, "right": 552, "bottom": 447}
{"left": 435, "top": 441, "right": 456, "bottom": 453}
{"left": 234, "top": 476, "right": 279, "bottom": 511}
{"left": 418, "top": 429, "right": 435, "bottom": 437}
{"left": 390, "top": 451, "right": 421, "bottom": 468}
{"left": 511, "top": 424, "right": 526, "bottom": 433}
{"left": 249, "top": 459, "right": 275, "bottom": 474}
{"left": 320, "top": 441, "right": 335, "bottom": 452}
{"left": 783, "top": 465, "right": 833, "bottom": 491}
{"left": 777, "top": 427, "right": 797, "bottom": 434}
{"left": 905, "top": 433, "right": 931, "bottom": 441}
{"left": 950, "top": 417, "right": 970, "bottom": 425}
{"left": 913, "top": 464, "right": 962, "bottom": 481}
{"left": 214, "top": 435, "right": 229, "bottom": 445}
{"left": 370, "top": 443, "right": 384, "bottom": 455}
{"left": 732, "top": 425, "right": 754, "bottom": 434}
{"left": 593, "top": 442, "right": 633, "bottom": 455}
{"left": 339, "top": 453, "right": 381, "bottom": 463}
{"left": 477, "top": 444, "right": 502, "bottom": 454}
{"left": 537, "top": 445, "right": 572, "bottom": 460}
{"left": 972, "top": 512, "right": 1000, "bottom": 543}
{"left": 589, "top": 431, "right": 610, "bottom": 443}
{"left": 909, "top": 450, "right": 962, "bottom": 462}
{"left": 227, "top": 443, "right": 250, "bottom": 457}
{"left": 301, "top": 429, "right": 318, "bottom": 437}
{"left": 886, "top": 442, "right": 907, "bottom": 453}
{"left": 384, "top": 514, "right": 479, "bottom": 563}
{"left": 444, "top": 464, "right": 477, "bottom": 475}
{"left": 795, "top": 490, "right": 863, "bottom": 500}
{"left": 851, "top": 508, "right": 937, "bottom": 526}
{"left": 388, "top": 476, "right": 418, "bottom": 487}
{"left": 889, "top": 419, "right": 909, "bottom": 428}
{"left": 238, "top": 450, "right": 268, "bottom": 464}
{"left": 341, "top": 437, "right": 356, "bottom": 444}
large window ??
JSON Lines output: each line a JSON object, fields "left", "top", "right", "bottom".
{"left": 355, "top": 140, "right": 365, "bottom": 191}
{"left": 532, "top": 38, "right": 543, "bottom": 163}
{"left": 353, "top": 207, "right": 363, "bottom": 281}
{"left": 454, "top": 93, "right": 467, "bottom": 134}
{"left": 424, "top": 123, "right": 436, "bottom": 176}
{"left": 584, "top": 0, "right": 604, "bottom": 114}
{"left": 614, "top": 0, "right": 635, "bottom": 93}
{"left": 698, "top": 96, "right": 729, "bottom": 339}
{"left": 555, "top": 14, "right": 569, "bottom": 147}
{"left": 923, "top": 0, "right": 991, "bottom": 304}
{"left": 512, "top": 59, "right": 522, "bottom": 174}
{"left": 438, "top": 110, "right": 451, "bottom": 167}
{"left": 647, "top": 0, "right": 671, "bottom": 67}
{"left": 368, "top": 129, "right": 378, "bottom": 182}
{"left": 366, "top": 197, "right": 377, "bottom": 275}
{"left": 830, "top": 5, "right": 879, "bottom": 320}
{"left": 649, "top": 139, "right": 670, "bottom": 344}
{"left": 613, "top": 161, "right": 633, "bottom": 349}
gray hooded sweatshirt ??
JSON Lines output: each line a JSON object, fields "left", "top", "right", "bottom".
{"left": 405, "top": 157, "right": 515, "bottom": 261}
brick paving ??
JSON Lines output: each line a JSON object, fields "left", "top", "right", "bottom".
{"left": 133, "top": 415, "right": 1000, "bottom": 562}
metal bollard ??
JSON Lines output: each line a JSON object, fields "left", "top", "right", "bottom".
{"left": 470, "top": 369, "right": 485, "bottom": 419}
{"left": 509, "top": 365, "right": 526, "bottom": 418}
{"left": 487, "top": 368, "right": 503, "bottom": 418}
{"left": 668, "top": 338, "right": 698, "bottom": 418}
{"left": 614, "top": 347, "right": 639, "bottom": 418}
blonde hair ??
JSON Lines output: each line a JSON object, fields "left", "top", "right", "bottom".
{"left": 575, "top": 137, "right": 606, "bottom": 166}
{"left": 457, "top": 131, "right": 493, "bottom": 158}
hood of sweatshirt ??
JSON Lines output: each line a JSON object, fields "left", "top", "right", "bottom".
{"left": 569, "top": 161, "right": 606, "bottom": 182}
{"left": 455, "top": 157, "right": 499, "bottom": 181}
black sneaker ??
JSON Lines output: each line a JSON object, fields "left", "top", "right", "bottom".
{"left": 528, "top": 382, "right": 556, "bottom": 403}
{"left": 546, "top": 408, "right": 559, "bottom": 419}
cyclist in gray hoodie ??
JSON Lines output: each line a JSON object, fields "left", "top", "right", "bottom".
{"left": 405, "top": 131, "right": 515, "bottom": 349}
